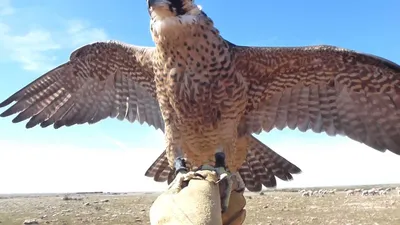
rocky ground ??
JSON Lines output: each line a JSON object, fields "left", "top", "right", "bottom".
{"left": 0, "top": 189, "right": 399, "bottom": 225}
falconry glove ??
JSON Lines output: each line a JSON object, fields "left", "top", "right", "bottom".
{"left": 149, "top": 166, "right": 246, "bottom": 225}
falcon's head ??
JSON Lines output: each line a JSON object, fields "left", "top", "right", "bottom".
{"left": 147, "top": 0, "right": 208, "bottom": 38}
{"left": 147, "top": 0, "right": 202, "bottom": 18}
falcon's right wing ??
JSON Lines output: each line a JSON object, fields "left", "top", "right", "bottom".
{"left": 0, "top": 41, "right": 165, "bottom": 131}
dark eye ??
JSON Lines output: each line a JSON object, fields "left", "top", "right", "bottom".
{"left": 168, "top": 4, "right": 175, "bottom": 12}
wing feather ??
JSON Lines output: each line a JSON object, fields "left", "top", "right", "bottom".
{"left": 297, "top": 86, "right": 310, "bottom": 132}
{"left": 0, "top": 41, "right": 165, "bottom": 131}
{"left": 116, "top": 72, "right": 129, "bottom": 121}
{"left": 232, "top": 44, "right": 400, "bottom": 155}
{"left": 275, "top": 88, "right": 291, "bottom": 130}
{"left": 287, "top": 86, "right": 300, "bottom": 129}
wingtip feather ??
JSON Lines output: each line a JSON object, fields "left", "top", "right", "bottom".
{"left": 291, "top": 166, "right": 302, "bottom": 174}
{"left": 25, "top": 122, "right": 36, "bottom": 129}
{"left": 0, "top": 107, "right": 17, "bottom": 117}
{"left": 0, "top": 98, "right": 14, "bottom": 108}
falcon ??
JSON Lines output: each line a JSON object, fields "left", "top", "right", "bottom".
{"left": 1, "top": 0, "right": 400, "bottom": 210}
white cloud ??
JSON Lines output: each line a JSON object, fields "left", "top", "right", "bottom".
{"left": 1, "top": 133, "right": 399, "bottom": 194}
{"left": 0, "top": 2, "right": 108, "bottom": 73}
{"left": 0, "top": 27, "right": 61, "bottom": 71}
{"left": 0, "top": 139, "right": 168, "bottom": 194}
{"left": 268, "top": 136, "right": 400, "bottom": 189}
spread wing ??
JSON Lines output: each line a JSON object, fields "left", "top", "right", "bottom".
{"left": 0, "top": 41, "right": 165, "bottom": 130}
{"left": 231, "top": 44, "right": 400, "bottom": 155}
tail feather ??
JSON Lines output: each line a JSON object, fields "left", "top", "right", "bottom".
{"left": 244, "top": 151, "right": 276, "bottom": 191}
{"left": 249, "top": 136, "right": 300, "bottom": 181}
{"left": 144, "top": 150, "right": 171, "bottom": 183}
{"left": 238, "top": 160, "right": 262, "bottom": 192}
{"left": 144, "top": 135, "right": 302, "bottom": 191}
{"left": 241, "top": 136, "right": 301, "bottom": 191}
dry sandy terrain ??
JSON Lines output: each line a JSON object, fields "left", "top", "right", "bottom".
{"left": 0, "top": 187, "right": 399, "bottom": 225}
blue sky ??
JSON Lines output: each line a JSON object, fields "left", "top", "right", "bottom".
{"left": 0, "top": 0, "right": 400, "bottom": 194}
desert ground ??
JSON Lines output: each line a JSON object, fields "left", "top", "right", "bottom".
{"left": 0, "top": 185, "right": 399, "bottom": 225}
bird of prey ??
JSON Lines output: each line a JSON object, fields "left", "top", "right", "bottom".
{"left": 1, "top": 0, "right": 400, "bottom": 210}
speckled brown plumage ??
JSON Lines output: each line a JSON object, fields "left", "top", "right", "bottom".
{"left": 0, "top": 42, "right": 163, "bottom": 130}
{"left": 234, "top": 45, "right": 400, "bottom": 152}
{"left": 145, "top": 135, "right": 301, "bottom": 192}
{"left": 1, "top": 0, "right": 400, "bottom": 193}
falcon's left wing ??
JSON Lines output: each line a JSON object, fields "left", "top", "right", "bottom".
{"left": 231, "top": 44, "right": 400, "bottom": 155}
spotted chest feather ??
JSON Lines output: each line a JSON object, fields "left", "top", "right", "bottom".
{"left": 153, "top": 31, "right": 248, "bottom": 128}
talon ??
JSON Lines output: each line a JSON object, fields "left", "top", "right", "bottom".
{"left": 174, "top": 157, "right": 188, "bottom": 175}
{"left": 193, "top": 172, "right": 206, "bottom": 180}
{"left": 220, "top": 176, "right": 233, "bottom": 213}
{"left": 168, "top": 171, "right": 195, "bottom": 193}
{"left": 218, "top": 173, "right": 229, "bottom": 181}
{"left": 214, "top": 152, "right": 232, "bottom": 213}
